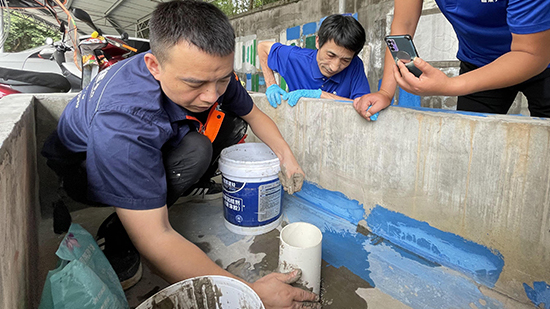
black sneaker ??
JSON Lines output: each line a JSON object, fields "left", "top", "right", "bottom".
{"left": 175, "top": 179, "right": 223, "bottom": 204}
{"left": 96, "top": 212, "right": 142, "bottom": 290}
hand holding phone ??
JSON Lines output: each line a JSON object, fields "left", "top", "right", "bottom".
{"left": 384, "top": 34, "right": 423, "bottom": 77}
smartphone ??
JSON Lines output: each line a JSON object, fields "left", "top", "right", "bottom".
{"left": 384, "top": 34, "right": 423, "bottom": 77}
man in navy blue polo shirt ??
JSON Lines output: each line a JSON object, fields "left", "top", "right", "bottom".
{"left": 258, "top": 14, "right": 371, "bottom": 108}
{"left": 42, "top": 1, "right": 320, "bottom": 308}
{"left": 355, "top": 0, "right": 550, "bottom": 120}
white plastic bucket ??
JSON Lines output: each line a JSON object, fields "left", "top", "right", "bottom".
{"left": 218, "top": 143, "right": 282, "bottom": 235}
{"left": 136, "top": 275, "right": 265, "bottom": 309}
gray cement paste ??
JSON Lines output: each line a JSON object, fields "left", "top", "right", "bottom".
{"left": 144, "top": 275, "right": 266, "bottom": 309}
{"left": 319, "top": 260, "right": 371, "bottom": 308}
{"left": 147, "top": 277, "right": 225, "bottom": 309}
{"left": 151, "top": 298, "right": 175, "bottom": 309}
{"left": 191, "top": 277, "right": 223, "bottom": 309}
{"left": 224, "top": 229, "right": 280, "bottom": 283}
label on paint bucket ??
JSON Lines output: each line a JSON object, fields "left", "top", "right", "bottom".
{"left": 222, "top": 176, "right": 282, "bottom": 227}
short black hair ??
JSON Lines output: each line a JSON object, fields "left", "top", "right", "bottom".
{"left": 149, "top": 0, "right": 235, "bottom": 63}
{"left": 317, "top": 14, "right": 366, "bottom": 56}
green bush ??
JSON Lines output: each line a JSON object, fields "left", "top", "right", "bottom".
{"left": 4, "top": 10, "right": 60, "bottom": 52}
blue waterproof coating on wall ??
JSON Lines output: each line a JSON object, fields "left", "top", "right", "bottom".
{"left": 222, "top": 177, "right": 282, "bottom": 227}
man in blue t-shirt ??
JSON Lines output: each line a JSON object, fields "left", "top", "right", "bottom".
{"left": 41, "top": 1, "right": 320, "bottom": 307}
{"left": 258, "top": 14, "right": 371, "bottom": 108}
{"left": 355, "top": 0, "right": 550, "bottom": 120}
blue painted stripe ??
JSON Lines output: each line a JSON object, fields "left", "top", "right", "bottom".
{"left": 524, "top": 281, "right": 550, "bottom": 307}
{"left": 283, "top": 193, "right": 504, "bottom": 308}
{"left": 323, "top": 228, "right": 373, "bottom": 285}
{"left": 366, "top": 205, "right": 504, "bottom": 287}
{"left": 396, "top": 105, "right": 488, "bottom": 117}
{"left": 286, "top": 26, "right": 300, "bottom": 40}
{"left": 246, "top": 73, "right": 252, "bottom": 91}
{"left": 293, "top": 181, "right": 364, "bottom": 225}
{"left": 302, "top": 22, "right": 317, "bottom": 35}
{"left": 282, "top": 192, "right": 374, "bottom": 286}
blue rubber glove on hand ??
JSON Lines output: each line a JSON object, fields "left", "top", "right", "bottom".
{"left": 282, "top": 89, "right": 322, "bottom": 107}
{"left": 265, "top": 84, "right": 287, "bottom": 108}
{"left": 366, "top": 105, "right": 379, "bottom": 121}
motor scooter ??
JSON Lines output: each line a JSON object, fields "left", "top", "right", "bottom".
{"left": 71, "top": 8, "right": 148, "bottom": 88}
{"left": 0, "top": 6, "right": 149, "bottom": 98}
{"left": 0, "top": 25, "right": 81, "bottom": 97}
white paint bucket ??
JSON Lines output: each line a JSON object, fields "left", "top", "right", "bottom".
{"left": 278, "top": 222, "right": 323, "bottom": 294}
{"left": 218, "top": 143, "right": 282, "bottom": 235}
{"left": 136, "top": 275, "right": 265, "bottom": 309}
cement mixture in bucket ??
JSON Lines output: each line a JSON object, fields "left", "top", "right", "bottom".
{"left": 137, "top": 275, "right": 264, "bottom": 309}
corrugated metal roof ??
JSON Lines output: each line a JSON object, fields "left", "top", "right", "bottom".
{"left": 15, "top": 0, "right": 162, "bottom": 38}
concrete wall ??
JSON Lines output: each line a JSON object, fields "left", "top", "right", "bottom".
{"left": 1, "top": 88, "right": 545, "bottom": 307}
{"left": 247, "top": 94, "right": 549, "bottom": 305}
{"left": 34, "top": 93, "right": 78, "bottom": 219}
{"left": 0, "top": 93, "right": 76, "bottom": 309}
{"left": 0, "top": 95, "right": 40, "bottom": 309}
{"left": 230, "top": 0, "right": 528, "bottom": 114}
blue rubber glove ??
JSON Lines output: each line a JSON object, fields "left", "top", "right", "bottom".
{"left": 282, "top": 89, "right": 322, "bottom": 107}
{"left": 366, "top": 105, "right": 379, "bottom": 121}
{"left": 265, "top": 84, "right": 287, "bottom": 108}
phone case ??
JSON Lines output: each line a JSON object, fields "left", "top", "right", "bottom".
{"left": 384, "top": 34, "right": 423, "bottom": 77}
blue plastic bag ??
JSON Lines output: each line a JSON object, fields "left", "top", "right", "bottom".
{"left": 39, "top": 223, "right": 128, "bottom": 309}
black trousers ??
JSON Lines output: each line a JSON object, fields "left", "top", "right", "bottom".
{"left": 42, "top": 112, "right": 248, "bottom": 208}
{"left": 457, "top": 61, "right": 550, "bottom": 117}
{"left": 42, "top": 112, "right": 247, "bottom": 256}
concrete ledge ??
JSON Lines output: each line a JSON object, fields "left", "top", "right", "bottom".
{"left": 248, "top": 93, "right": 549, "bottom": 304}
{"left": 0, "top": 94, "right": 40, "bottom": 309}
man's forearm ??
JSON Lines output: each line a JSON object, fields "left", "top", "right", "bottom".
{"left": 380, "top": 0, "right": 422, "bottom": 99}
{"left": 136, "top": 224, "right": 238, "bottom": 283}
{"left": 258, "top": 42, "right": 278, "bottom": 86}
{"left": 261, "top": 65, "right": 278, "bottom": 87}
{"left": 379, "top": 47, "right": 399, "bottom": 99}
{"left": 116, "top": 207, "right": 243, "bottom": 285}
{"left": 320, "top": 91, "right": 353, "bottom": 101}
{"left": 450, "top": 51, "right": 550, "bottom": 96}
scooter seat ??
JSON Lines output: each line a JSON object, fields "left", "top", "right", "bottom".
{"left": 0, "top": 67, "right": 71, "bottom": 92}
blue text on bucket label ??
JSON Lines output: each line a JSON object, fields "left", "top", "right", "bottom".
{"left": 223, "top": 177, "right": 282, "bottom": 227}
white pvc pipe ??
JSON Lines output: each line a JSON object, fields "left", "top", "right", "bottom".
{"left": 278, "top": 222, "right": 323, "bottom": 294}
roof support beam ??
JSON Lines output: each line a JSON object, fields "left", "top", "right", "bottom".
{"left": 104, "top": 0, "right": 125, "bottom": 16}
{"left": 105, "top": 16, "right": 124, "bottom": 35}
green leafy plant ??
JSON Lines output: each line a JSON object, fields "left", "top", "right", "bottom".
{"left": 212, "top": 0, "right": 280, "bottom": 16}
{"left": 4, "top": 10, "right": 60, "bottom": 52}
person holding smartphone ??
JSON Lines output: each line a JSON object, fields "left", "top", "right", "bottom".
{"left": 258, "top": 14, "right": 371, "bottom": 108}
{"left": 354, "top": 0, "right": 550, "bottom": 119}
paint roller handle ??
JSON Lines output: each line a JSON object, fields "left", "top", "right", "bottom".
{"left": 104, "top": 36, "right": 138, "bottom": 53}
